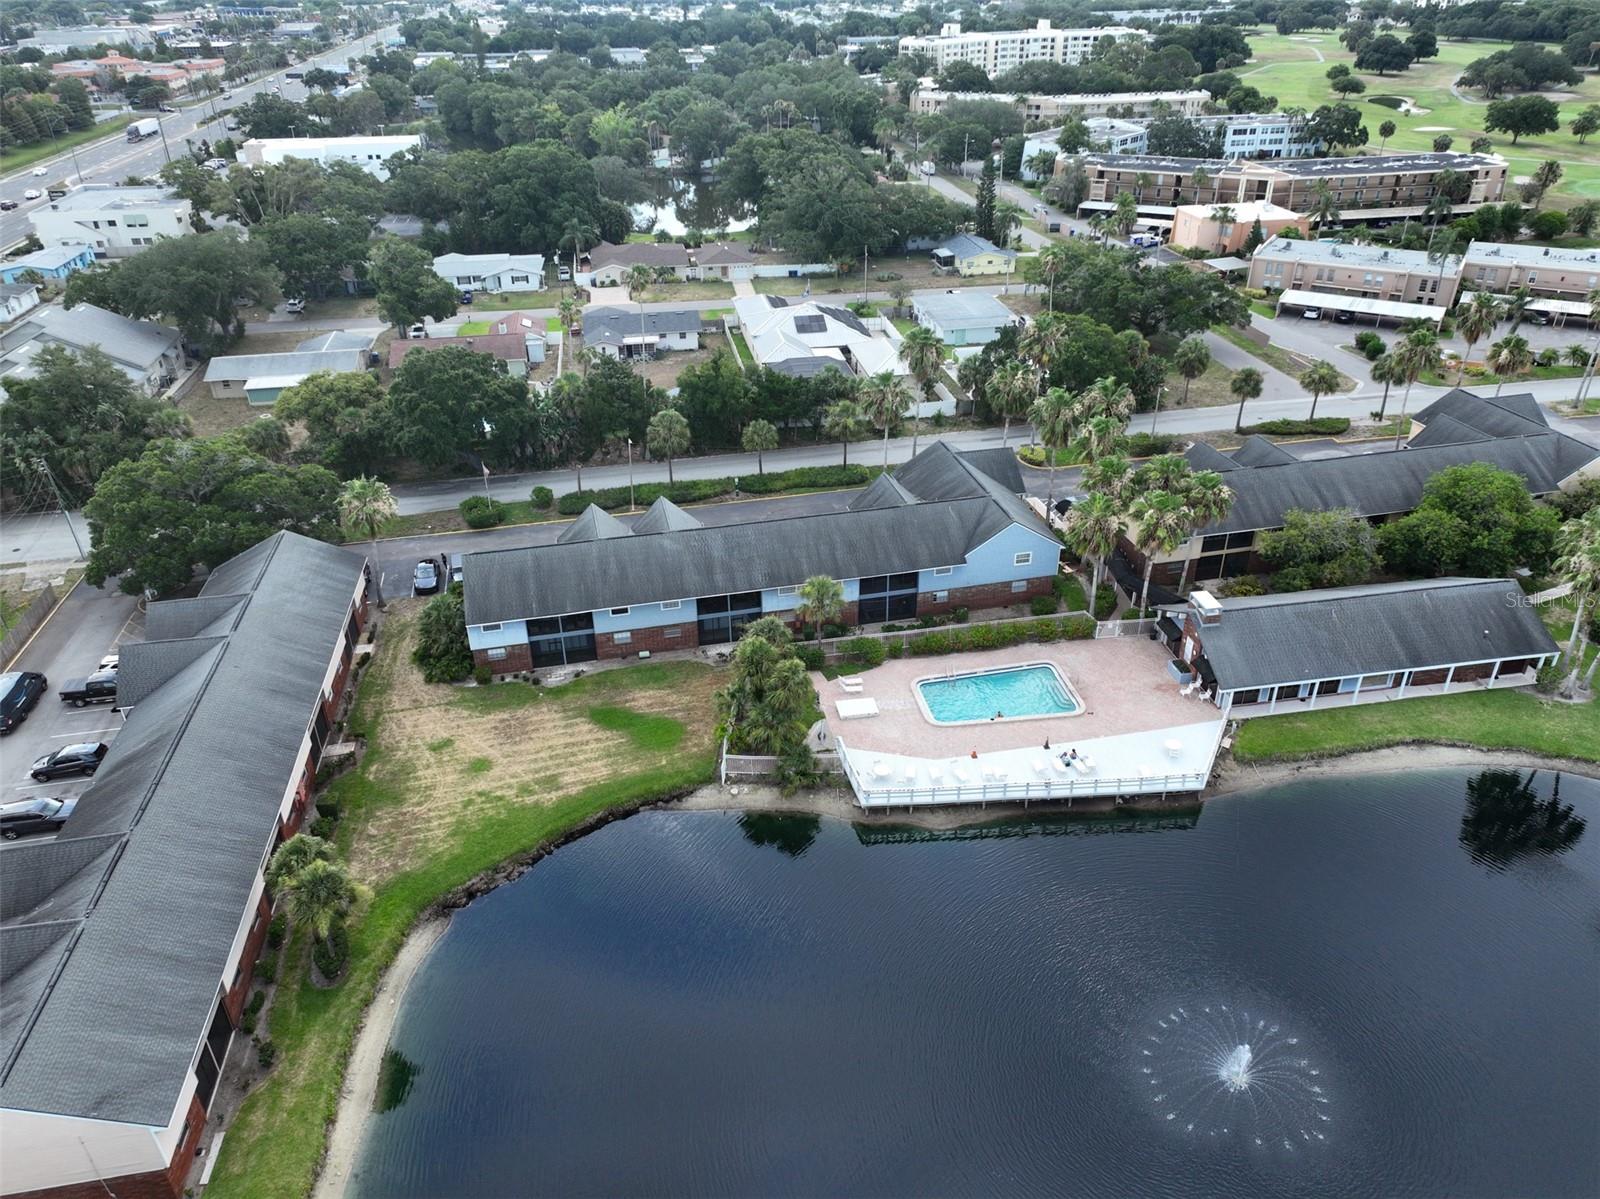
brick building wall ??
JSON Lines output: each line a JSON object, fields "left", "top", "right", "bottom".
{"left": 477, "top": 642, "right": 534, "bottom": 674}
{"left": 920, "top": 576, "right": 1053, "bottom": 616}
{"left": 596, "top": 622, "right": 698, "bottom": 659}
{"left": 224, "top": 890, "right": 273, "bottom": 1023}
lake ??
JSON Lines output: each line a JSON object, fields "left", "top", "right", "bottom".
{"left": 632, "top": 178, "right": 753, "bottom": 237}
{"left": 350, "top": 769, "right": 1598, "bottom": 1198}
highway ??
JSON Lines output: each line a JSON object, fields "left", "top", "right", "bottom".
{"left": 0, "top": 25, "right": 395, "bottom": 248}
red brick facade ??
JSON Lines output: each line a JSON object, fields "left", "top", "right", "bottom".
{"left": 596, "top": 622, "right": 697, "bottom": 659}
{"left": 919, "top": 575, "right": 1053, "bottom": 615}
{"left": 475, "top": 641, "right": 534, "bottom": 673}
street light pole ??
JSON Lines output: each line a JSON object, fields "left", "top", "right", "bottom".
{"left": 627, "top": 438, "right": 635, "bottom": 512}
{"left": 154, "top": 114, "right": 173, "bottom": 164}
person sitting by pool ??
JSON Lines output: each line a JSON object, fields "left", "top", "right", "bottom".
{"left": 1059, "top": 748, "right": 1079, "bottom": 764}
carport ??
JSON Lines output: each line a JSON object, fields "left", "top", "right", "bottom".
{"left": 1273, "top": 288, "right": 1447, "bottom": 329}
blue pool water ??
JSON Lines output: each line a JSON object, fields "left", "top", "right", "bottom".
{"left": 917, "top": 664, "right": 1079, "bottom": 724}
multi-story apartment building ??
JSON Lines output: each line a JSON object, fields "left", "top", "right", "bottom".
{"left": 30, "top": 186, "right": 192, "bottom": 260}
{"left": 1459, "top": 241, "right": 1600, "bottom": 303}
{"left": 910, "top": 87, "right": 1208, "bottom": 122}
{"left": 1194, "top": 113, "right": 1322, "bottom": 160}
{"left": 238, "top": 134, "right": 423, "bottom": 179}
{"left": 898, "top": 20, "right": 1147, "bottom": 75}
{"left": 1247, "top": 236, "right": 1463, "bottom": 307}
{"left": 1071, "top": 151, "right": 1507, "bottom": 224}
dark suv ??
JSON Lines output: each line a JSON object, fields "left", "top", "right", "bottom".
{"left": 1, "top": 671, "right": 48, "bottom": 734}
{"left": 31, "top": 742, "right": 108, "bottom": 782}
{"left": 0, "top": 796, "right": 78, "bottom": 840}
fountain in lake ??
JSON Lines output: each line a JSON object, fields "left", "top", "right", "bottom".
{"left": 1137, "top": 1004, "right": 1330, "bottom": 1150}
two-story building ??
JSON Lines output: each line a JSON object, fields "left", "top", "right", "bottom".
{"left": 461, "top": 443, "right": 1060, "bottom": 674}
{"left": 238, "top": 134, "right": 422, "bottom": 179}
{"left": 0, "top": 532, "right": 369, "bottom": 1199}
{"left": 30, "top": 186, "right": 192, "bottom": 260}
{"left": 0, "top": 302, "right": 183, "bottom": 396}
{"left": 1247, "top": 236, "right": 1463, "bottom": 307}
{"left": 1459, "top": 240, "right": 1600, "bottom": 307}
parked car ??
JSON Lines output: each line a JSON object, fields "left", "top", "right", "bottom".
{"left": 284, "top": 297, "right": 306, "bottom": 313}
{"left": 158, "top": 104, "right": 177, "bottom": 113}
{"left": 557, "top": 265, "right": 572, "bottom": 282}
{"left": 31, "top": 742, "right": 108, "bottom": 782}
{"left": 1300, "top": 307, "right": 1322, "bottom": 320}
{"left": 459, "top": 290, "right": 474, "bottom": 305}
{"left": 22, "top": 189, "right": 42, "bottom": 201}
{"left": 407, "top": 323, "right": 426, "bottom": 339}
{"left": 413, "top": 559, "right": 440, "bottom": 596}
{"left": 0, "top": 200, "right": 17, "bottom": 211}
{"left": 99, "top": 654, "right": 119, "bottom": 672}
{"left": 58, "top": 671, "right": 119, "bottom": 708}
{"left": 1333, "top": 309, "right": 1355, "bottom": 324}
{"left": 1, "top": 796, "right": 78, "bottom": 840}
{"left": 223, "top": 91, "right": 233, "bottom": 99}
{"left": 0, "top": 671, "right": 48, "bottom": 734}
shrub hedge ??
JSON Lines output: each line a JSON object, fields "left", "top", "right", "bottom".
{"left": 1238, "top": 417, "right": 1350, "bottom": 436}
{"left": 556, "top": 464, "right": 877, "bottom": 514}
{"left": 459, "top": 495, "right": 506, "bottom": 528}
{"left": 904, "top": 615, "right": 1095, "bottom": 656}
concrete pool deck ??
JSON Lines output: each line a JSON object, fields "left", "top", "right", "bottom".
{"left": 814, "top": 639, "right": 1227, "bottom": 808}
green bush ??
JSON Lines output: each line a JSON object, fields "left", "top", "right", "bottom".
{"left": 1092, "top": 585, "right": 1117, "bottom": 620}
{"left": 1354, "top": 330, "right": 1386, "bottom": 361}
{"left": 1017, "top": 445, "right": 1047, "bottom": 466}
{"left": 459, "top": 495, "right": 506, "bottom": 529}
{"left": 841, "top": 636, "right": 886, "bottom": 667}
{"left": 952, "top": 607, "right": 969, "bottom": 623}
{"left": 1238, "top": 418, "right": 1350, "bottom": 436}
{"left": 472, "top": 663, "right": 492, "bottom": 685}
{"left": 312, "top": 923, "right": 349, "bottom": 979}
{"left": 794, "top": 644, "right": 825, "bottom": 670}
{"left": 1030, "top": 594, "right": 1060, "bottom": 616}
{"left": 904, "top": 615, "right": 1094, "bottom": 657}
{"left": 1122, "top": 432, "right": 1180, "bottom": 458}
{"left": 1218, "top": 574, "right": 1266, "bottom": 597}
{"left": 266, "top": 913, "right": 287, "bottom": 950}
{"left": 253, "top": 956, "right": 276, "bottom": 984}
{"left": 257, "top": 1039, "right": 277, "bottom": 1069}
{"left": 555, "top": 465, "right": 876, "bottom": 514}
{"left": 308, "top": 815, "right": 335, "bottom": 839}
{"left": 247, "top": 990, "right": 266, "bottom": 1018}
{"left": 885, "top": 642, "right": 904, "bottom": 658}
{"left": 529, "top": 485, "right": 554, "bottom": 510}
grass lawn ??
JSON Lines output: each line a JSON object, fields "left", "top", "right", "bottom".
{"left": 473, "top": 288, "right": 566, "bottom": 311}
{"left": 728, "top": 329, "right": 754, "bottom": 367}
{"left": 1166, "top": 359, "right": 1243, "bottom": 409}
{"left": 1214, "top": 323, "right": 1357, "bottom": 390}
{"left": 203, "top": 608, "right": 723, "bottom": 1199}
{"left": 457, "top": 320, "right": 492, "bottom": 335}
{"left": 637, "top": 280, "right": 736, "bottom": 302}
{"left": 1240, "top": 30, "right": 1600, "bottom": 204}
{"left": 0, "top": 115, "right": 136, "bottom": 177}
{"left": 1232, "top": 688, "right": 1600, "bottom": 763}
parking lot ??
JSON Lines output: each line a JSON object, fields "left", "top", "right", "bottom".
{"left": 1, "top": 581, "right": 140, "bottom": 848}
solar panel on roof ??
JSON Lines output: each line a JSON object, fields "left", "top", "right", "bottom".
{"left": 793, "top": 314, "right": 827, "bottom": 334}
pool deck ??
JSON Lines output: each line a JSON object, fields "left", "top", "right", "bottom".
{"left": 815, "top": 640, "right": 1228, "bottom": 809}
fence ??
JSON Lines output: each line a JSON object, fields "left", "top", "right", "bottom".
{"left": 721, "top": 750, "right": 843, "bottom": 782}
{"left": 1, "top": 584, "right": 57, "bottom": 668}
{"left": 809, "top": 608, "right": 1097, "bottom": 664}
{"left": 1093, "top": 617, "right": 1157, "bottom": 640}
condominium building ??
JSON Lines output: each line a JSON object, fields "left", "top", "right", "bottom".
{"left": 1072, "top": 151, "right": 1507, "bottom": 225}
{"left": 910, "top": 87, "right": 1208, "bottom": 122}
{"left": 1459, "top": 241, "right": 1600, "bottom": 303}
{"left": 238, "top": 134, "right": 423, "bottom": 179}
{"left": 30, "top": 186, "right": 192, "bottom": 260}
{"left": 1195, "top": 113, "right": 1322, "bottom": 160}
{"left": 897, "top": 21, "right": 1148, "bottom": 75}
{"left": 1247, "top": 236, "right": 1463, "bottom": 306}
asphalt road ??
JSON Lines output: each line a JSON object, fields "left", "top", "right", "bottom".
{"left": 0, "top": 580, "right": 140, "bottom": 849}
{"left": 0, "top": 26, "right": 395, "bottom": 247}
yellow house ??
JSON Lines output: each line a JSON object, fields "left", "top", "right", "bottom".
{"left": 931, "top": 233, "right": 1017, "bottom": 277}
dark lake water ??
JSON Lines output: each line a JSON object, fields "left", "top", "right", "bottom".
{"left": 350, "top": 769, "right": 1599, "bottom": 1199}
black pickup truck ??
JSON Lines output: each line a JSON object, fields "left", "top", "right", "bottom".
{"left": 58, "top": 671, "right": 119, "bottom": 708}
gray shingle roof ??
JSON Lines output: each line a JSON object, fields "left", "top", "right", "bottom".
{"left": 1229, "top": 435, "right": 1297, "bottom": 468}
{"left": 558, "top": 504, "right": 634, "bottom": 544}
{"left": 1184, "top": 441, "right": 1243, "bottom": 472}
{"left": 766, "top": 355, "right": 844, "bottom": 378}
{"left": 1184, "top": 578, "right": 1557, "bottom": 691}
{"left": 957, "top": 448, "right": 1026, "bottom": 495}
{"left": 848, "top": 472, "right": 916, "bottom": 510}
{"left": 632, "top": 496, "right": 704, "bottom": 534}
{"left": 28, "top": 303, "right": 179, "bottom": 370}
{"left": 0, "top": 532, "right": 365, "bottom": 1127}
{"left": 934, "top": 233, "right": 1016, "bottom": 260}
{"left": 588, "top": 241, "right": 690, "bottom": 270}
{"left": 582, "top": 306, "right": 703, "bottom": 343}
{"left": 1414, "top": 389, "right": 1547, "bottom": 439}
{"left": 463, "top": 441, "right": 1053, "bottom": 626}
{"left": 1406, "top": 413, "right": 1492, "bottom": 448}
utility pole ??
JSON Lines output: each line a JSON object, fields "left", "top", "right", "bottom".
{"left": 31, "top": 457, "right": 86, "bottom": 560}
{"left": 155, "top": 115, "right": 173, "bottom": 165}
{"left": 627, "top": 438, "right": 635, "bottom": 512}
{"left": 861, "top": 242, "right": 868, "bottom": 302}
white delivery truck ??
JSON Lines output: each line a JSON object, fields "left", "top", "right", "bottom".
{"left": 126, "top": 117, "right": 161, "bottom": 142}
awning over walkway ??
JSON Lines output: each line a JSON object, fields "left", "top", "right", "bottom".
{"left": 1203, "top": 256, "right": 1248, "bottom": 273}
{"left": 1275, "top": 287, "right": 1446, "bottom": 324}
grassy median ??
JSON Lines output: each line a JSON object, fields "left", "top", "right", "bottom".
{"left": 1232, "top": 689, "right": 1600, "bottom": 764}
{"left": 204, "top": 605, "right": 722, "bottom": 1199}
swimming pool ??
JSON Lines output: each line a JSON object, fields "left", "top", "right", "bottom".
{"left": 914, "top": 663, "right": 1082, "bottom": 725}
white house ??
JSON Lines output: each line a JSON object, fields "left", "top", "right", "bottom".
{"left": 0, "top": 282, "right": 41, "bottom": 324}
{"left": 583, "top": 306, "right": 703, "bottom": 358}
{"left": 238, "top": 134, "right": 422, "bottom": 180}
{"left": 430, "top": 253, "right": 546, "bottom": 294}
{"left": 910, "top": 290, "right": 1018, "bottom": 347}
{"left": 30, "top": 186, "right": 192, "bottom": 260}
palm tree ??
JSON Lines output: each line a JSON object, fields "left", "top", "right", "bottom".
{"left": 624, "top": 262, "right": 654, "bottom": 347}
{"left": 284, "top": 858, "right": 360, "bottom": 943}
{"left": 1298, "top": 359, "right": 1341, "bottom": 420}
{"left": 1503, "top": 285, "right": 1533, "bottom": 333}
{"left": 559, "top": 217, "right": 598, "bottom": 289}
{"left": 1554, "top": 511, "right": 1600, "bottom": 691}
{"left": 1230, "top": 366, "right": 1263, "bottom": 432}
{"left": 1378, "top": 119, "right": 1396, "bottom": 150}
{"left": 1390, "top": 326, "right": 1443, "bottom": 447}
{"left": 987, "top": 358, "right": 1037, "bottom": 447}
{"left": 1088, "top": 213, "right": 1113, "bottom": 245}
{"left": 337, "top": 476, "right": 397, "bottom": 606}
{"left": 1137, "top": 452, "right": 1192, "bottom": 495}
{"left": 741, "top": 418, "right": 778, "bottom": 474}
{"left": 1208, "top": 204, "right": 1236, "bottom": 249}
{"left": 1486, "top": 333, "right": 1533, "bottom": 396}
{"left": 1082, "top": 452, "right": 1135, "bottom": 507}
{"left": 1128, "top": 489, "right": 1192, "bottom": 614}
{"left": 1189, "top": 165, "right": 1211, "bottom": 205}
{"left": 1078, "top": 374, "right": 1136, "bottom": 425}
{"left": 1454, "top": 291, "right": 1503, "bottom": 382}
{"left": 1176, "top": 470, "right": 1235, "bottom": 593}
{"left": 1307, "top": 180, "right": 1340, "bottom": 232}
{"left": 1063, "top": 493, "right": 1126, "bottom": 619}
{"left": 1370, "top": 351, "right": 1401, "bottom": 419}
{"left": 897, "top": 325, "right": 945, "bottom": 456}
{"left": 557, "top": 296, "right": 581, "bottom": 366}
{"left": 823, "top": 398, "right": 871, "bottom": 465}
{"left": 646, "top": 407, "right": 691, "bottom": 483}
{"left": 873, "top": 115, "right": 899, "bottom": 161}
{"left": 1034, "top": 243, "right": 1070, "bottom": 312}
{"left": 1112, "top": 191, "right": 1139, "bottom": 238}
{"left": 795, "top": 574, "right": 844, "bottom": 647}
{"left": 860, "top": 371, "right": 911, "bottom": 467}
{"left": 1077, "top": 413, "right": 1121, "bottom": 460}
{"left": 1173, "top": 337, "right": 1211, "bottom": 405}
{"left": 1019, "top": 312, "right": 1066, "bottom": 379}
{"left": 267, "top": 833, "right": 334, "bottom": 892}
{"left": 1029, "top": 386, "right": 1076, "bottom": 510}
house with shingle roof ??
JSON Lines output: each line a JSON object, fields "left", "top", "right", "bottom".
{"left": 582, "top": 306, "right": 704, "bottom": 358}
{"left": 583, "top": 241, "right": 692, "bottom": 286}
{"left": 462, "top": 442, "right": 1056, "bottom": 672}
{"left": 931, "top": 233, "right": 1017, "bottom": 277}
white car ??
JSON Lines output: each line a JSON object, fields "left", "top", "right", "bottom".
{"left": 30, "top": 166, "right": 47, "bottom": 176}
{"left": 22, "top": 189, "right": 42, "bottom": 201}
{"left": 1300, "top": 307, "right": 1322, "bottom": 320}
{"left": 284, "top": 297, "right": 306, "bottom": 314}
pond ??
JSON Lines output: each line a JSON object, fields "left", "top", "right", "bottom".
{"left": 350, "top": 769, "right": 1598, "bottom": 1198}
{"left": 631, "top": 177, "right": 754, "bottom": 237}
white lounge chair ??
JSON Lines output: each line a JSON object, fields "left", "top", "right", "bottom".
{"left": 839, "top": 678, "right": 864, "bottom": 693}
{"left": 902, "top": 762, "right": 919, "bottom": 785}
{"left": 838, "top": 675, "right": 863, "bottom": 688}
{"left": 1077, "top": 753, "right": 1096, "bottom": 771}
{"left": 1033, "top": 758, "right": 1051, "bottom": 778}
{"left": 835, "top": 697, "right": 878, "bottom": 719}
{"left": 929, "top": 762, "right": 948, "bottom": 788}
{"left": 1071, "top": 756, "right": 1091, "bottom": 776}
{"left": 953, "top": 763, "right": 973, "bottom": 785}
{"left": 1050, "top": 756, "right": 1073, "bottom": 776}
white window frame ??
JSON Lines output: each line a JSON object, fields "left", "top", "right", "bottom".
{"left": 480, "top": 623, "right": 502, "bottom": 632}
{"left": 660, "top": 599, "right": 682, "bottom": 610}
{"left": 932, "top": 566, "right": 953, "bottom": 576}
{"left": 775, "top": 585, "right": 799, "bottom": 596}
{"left": 613, "top": 631, "right": 632, "bottom": 645}
{"left": 486, "top": 647, "right": 507, "bottom": 660}
{"left": 1010, "top": 580, "right": 1028, "bottom": 593}
{"left": 1013, "top": 551, "right": 1033, "bottom": 567}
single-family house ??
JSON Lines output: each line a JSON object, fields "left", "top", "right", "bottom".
{"left": 582, "top": 306, "right": 703, "bottom": 358}
{"left": 431, "top": 253, "right": 546, "bottom": 294}
{"left": 694, "top": 241, "right": 756, "bottom": 280}
{"left": 1165, "top": 579, "right": 1558, "bottom": 715}
{"left": 583, "top": 241, "right": 691, "bottom": 287}
{"left": 388, "top": 322, "right": 547, "bottom": 376}
{"left": 931, "top": 233, "right": 1016, "bottom": 277}
{"left": 461, "top": 441, "right": 1059, "bottom": 673}
{"left": 731, "top": 293, "right": 908, "bottom": 381}
{"left": 203, "top": 343, "right": 368, "bottom": 404}
{"left": 909, "top": 289, "right": 1018, "bottom": 346}
{"left": 0, "top": 282, "right": 42, "bottom": 324}
{"left": 0, "top": 244, "right": 97, "bottom": 284}
{"left": 0, "top": 302, "right": 183, "bottom": 396}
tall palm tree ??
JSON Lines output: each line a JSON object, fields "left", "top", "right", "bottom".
{"left": 337, "top": 476, "right": 397, "bottom": 607}
{"left": 1576, "top": 285, "right": 1600, "bottom": 405}
{"left": 1112, "top": 191, "right": 1139, "bottom": 238}
{"left": 1189, "top": 165, "right": 1211, "bottom": 205}
{"left": 559, "top": 217, "right": 598, "bottom": 289}
{"left": 1307, "top": 180, "right": 1340, "bottom": 232}
{"left": 267, "top": 833, "right": 334, "bottom": 892}
{"left": 987, "top": 359, "right": 1039, "bottom": 448}
{"left": 1077, "top": 413, "right": 1121, "bottom": 460}
{"left": 646, "top": 407, "right": 691, "bottom": 482}
{"left": 1176, "top": 470, "right": 1235, "bottom": 593}
{"left": 1298, "top": 359, "right": 1342, "bottom": 420}
{"left": 1019, "top": 312, "right": 1066, "bottom": 380}
{"left": 1486, "top": 333, "right": 1533, "bottom": 396}
{"left": 1503, "top": 285, "right": 1533, "bottom": 333}
{"left": 1079, "top": 374, "right": 1136, "bottom": 425}
{"left": 557, "top": 296, "right": 582, "bottom": 367}
{"left": 1208, "top": 204, "right": 1236, "bottom": 249}
{"left": 822, "top": 398, "right": 870, "bottom": 465}
{"left": 795, "top": 574, "right": 844, "bottom": 646}
{"left": 624, "top": 262, "right": 654, "bottom": 349}
{"left": 897, "top": 325, "right": 944, "bottom": 456}
{"left": 1369, "top": 351, "right": 1401, "bottom": 419}
{"left": 1137, "top": 452, "right": 1192, "bottom": 495}
{"left": 1063, "top": 493, "right": 1126, "bottom": 619}
{"left": 1034, "top": 243, "right": 1070, "bottom": 312}
{"left": 1088, "top": 213, "right": 1113, "bottom": 245}
{"left": 1390, "top": 326, "right": 1443, "bottom": 447}
{"left": 1173, "top": 337, "right": 1211, "bottom": 405}
{"left": 1028, "top": 386, "right": 1076, "bottom": 510}
{"left": 860, "top": 371, "right": 911, "bottom": 467}
{"left": 1554, "top": 510, "right": 1600, "bottom": 691}
{"left": 1230, "top": 366, "right": 1263, "bottom": 432}
{"left": 1081, "top": 452, "right": 1135, "bottom": 505}
{"left": 1454, "top": 291, "right": 1503, "bottom": 382}
{"left": 1128, "top": 489, "right": 1192, "bottom": 614}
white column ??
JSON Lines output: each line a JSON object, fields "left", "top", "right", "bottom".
{"left": 1397, "top": 670, "right": 1409, "bottom": 700}
{"left": 1442, "top": 664, "right": 1456, "bottom": 694}
{"left": 1350, "top": 676, "right": 1363, "bottom": 706}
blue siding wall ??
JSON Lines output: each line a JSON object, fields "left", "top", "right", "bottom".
{"left": 924, "top": 524, "right": 1060, "bottom": 591}
{"left": 593, "top": 599, "right": 698, "bottom": 632}
{"left": 763, "top": 578, "right": 861, "bottom": 615}
{"left": 467, "top": 619, "right": 528, "bottom": 650}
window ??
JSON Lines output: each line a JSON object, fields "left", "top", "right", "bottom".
{"left": 1013, "top": 551, "right": 1032, "bottom": 566}
{"left": 480, "top": 623, "right": 502, "bottom": 632}
{"left": 932, "top": 566, "right": 953, "bottom": 576}
{"left": 610, "top": 607, "right": 630, "bottom": 616}
{"left": 933, "top": 590, "right": 949, "bottom": 603}
{"left": 775, "top": 585, "right": 799, "bottom": 596}
{"left": 1010, "top": 580, "right": 1027, "bottom": 593}
{"left": 661, "top": 599, "right": 682, "bottom": 610}
{"left": 663, "top": 626, "right": 681, "bottom": 638}
{"left": 486, "top": 647, "right": 507, "bottom": 661}
{"left": 614, "top": 631, "right": 632, "bottom": 644}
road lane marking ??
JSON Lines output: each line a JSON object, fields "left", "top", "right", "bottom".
{"left": 49, "top": 728, "right": 120, "bottom": 737}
